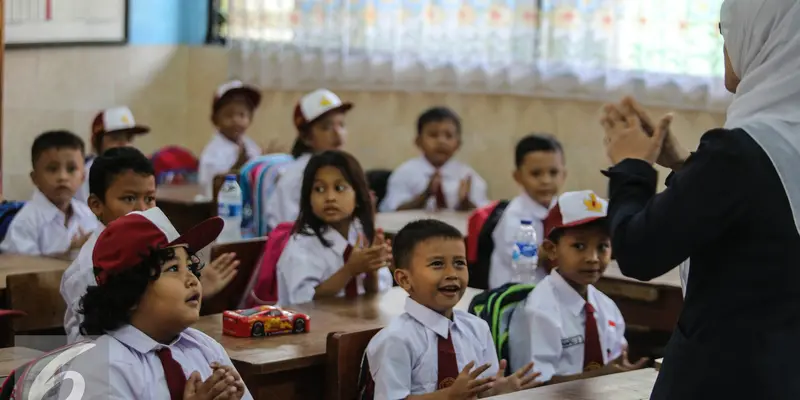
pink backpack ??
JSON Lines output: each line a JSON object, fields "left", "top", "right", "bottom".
{"left": 241, "top": 222, "right": 294, "bottom": 307}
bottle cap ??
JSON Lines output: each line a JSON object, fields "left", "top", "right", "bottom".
{"left": 520, "top": 220, "right": 533, "bottom": 225}
{"left": 224, "top": 174, "right": 237, "bottom": 181}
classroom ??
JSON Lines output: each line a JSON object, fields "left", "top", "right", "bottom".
{"left": 0, "top": 0, "right": 795, "bottom": 399}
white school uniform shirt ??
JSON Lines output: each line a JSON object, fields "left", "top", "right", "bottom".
{"left": 489, "top": 193, "right": 554, "bottom": 289}
{"left": 379, "top": 156, "right": 489, "bottom": 212}
{"left": 508, "top": 270, "right": 627, "bottom": 382}
{"left": 60, "top": 225, "right": 104, "bottom": 344}
{"left": 0, "top": 190, "right": 98, "bottom": 257}
{"left": 276, "top": 221, "right": 393, "bottom": 305}
{"left": 75, "top": 156, "right": 95, "bottom": 203}
{"left": 198, "top": 132, "right": 261, "bottom": 197}
{"left": 366, "top": 297, "right": 499, "bottom": 399}
{"left": 268, "top": 153, "right": 312, "bottom": 228}
{"left": 57, "top": 325, "right": 253, "bottom": 399}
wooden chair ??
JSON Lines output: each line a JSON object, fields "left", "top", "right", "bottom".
{"left": 325, "top": 328, "right": 382, "bottom": 400}
{"left": 200, "top": 237, "right": 267, "bottom": 315}
{"left": 5, "top": 270, "right": 66, "bottom": 336}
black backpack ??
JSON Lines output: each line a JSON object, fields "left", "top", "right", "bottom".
{"left": 468, "top": 200, "right": 510, "bottom": 290}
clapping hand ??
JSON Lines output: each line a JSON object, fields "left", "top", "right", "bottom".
{"left": 445, "top": 361, "right": 495, "bottom": 400}
{"left": 200, "top": 252, "right": 240, "bottom": 299}
{"left": 621, "top": 97, "right": 689, "bottom": 171}
{"left": 483, "top": 360, "right": 541, "bottom": 396}
{"left": 345, "top": 234, "right": 392, "bottom": 276}
{"left": 600, "top": 102, "right": 668, "bottom": 165}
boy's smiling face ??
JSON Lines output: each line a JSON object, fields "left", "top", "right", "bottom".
{"left": 543, "top": 223, "right": 611, "bottom": 290}
{"left": 394, "top": 237, "right": 468, "bottom": 318}
{"left": 213, "top": 97, "right": 253, "bottom": 142}
{"left": 131, "top": 246, "right": 204, "bottom": 341}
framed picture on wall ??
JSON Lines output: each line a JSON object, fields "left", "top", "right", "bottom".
{"left": 4, "top": 0, "right": 127, "bottom": 47}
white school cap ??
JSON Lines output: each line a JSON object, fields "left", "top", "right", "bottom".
{"left": 543, "top": 190, "right": 608, "bottom": 238}
{"left": 293, "top": 89, "right": 353, "bottom": 129}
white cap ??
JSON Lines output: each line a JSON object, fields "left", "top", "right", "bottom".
{"left": 293, "top": 89, "right": 353, "bottom": 128}
{"left": 213, "top": 80, "right": 262, "bottom": 111}
{"left": 91, "top": 106, "right": 149, "bottom": 141}
{"left": 543, "top": 190, "right": 608, "bottom": 237}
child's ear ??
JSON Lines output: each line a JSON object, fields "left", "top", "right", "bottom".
{"left": 414, "top": 135, "right": 423, "bottom": 149}
{"left": 393, "top": 268, "right": 412, "bottom": 291}
{"left": 87, "top": 194, "right": 103, "bottom": 219}
{"left": 512, "top": 168, "right": 522, "bottom": 185}
{"left": 28, "top": 170, "right": 35, "bottom": 184}
{"left": 541, "top": 239, "right": 558, "bottom": 261}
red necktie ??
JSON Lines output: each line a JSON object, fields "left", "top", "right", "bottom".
{"left": 344, "top": 244, "right": 359, "bottom": 297}
{"left": 437, "top": 330, "right": 459, "bottom": 389}
{"left": 434, "top": 186, "right": 447, "bottom": 210}
{"left": 157, "top": 347, "right": 186, "bottom": 400}
{"left": 583, "top": 302, "right": 604, "bottom": 371}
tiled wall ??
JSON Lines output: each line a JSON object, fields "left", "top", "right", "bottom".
{"left": 2, "top": 45, "right": 727, "bottom": 201}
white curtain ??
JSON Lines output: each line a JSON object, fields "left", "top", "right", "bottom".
{"left": 225, "top": 0, "right": 732, "bottom": 111}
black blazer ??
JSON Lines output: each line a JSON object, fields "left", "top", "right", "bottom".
{"left": 605, "top": 128, "right": 800, "bottom": 400}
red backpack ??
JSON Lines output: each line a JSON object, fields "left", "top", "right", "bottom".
{"left": 242, "top": 222, "right": 295, "bottom": 307}
{"left": 466, "top": 200, "right": 510, "bottom": 290}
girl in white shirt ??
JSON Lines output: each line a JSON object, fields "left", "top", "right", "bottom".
{"left": 268, "top": 89, "right": 353, "bottom": 228}
{"left": 277, "top": 150, "right": 393, "bottom": 305}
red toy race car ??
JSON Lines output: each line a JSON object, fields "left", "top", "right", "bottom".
{"left": 222, "top": 305, "right": 310, "bottom": 338}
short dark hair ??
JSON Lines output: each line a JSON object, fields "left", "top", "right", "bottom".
{"left": 79, "top": 247, "right": 201, "bottom": 335}
{"left": 548, "top": 219, "right": 608, "bottom": 243}
{"left": 392, "top": 219, "right": 464, "bottom": 270}
{"left": 514, "top": 134, "right": 564, "bottom": 167}
{"left": 295, "top": 150, "right": 375, "bottom": 246}
{"left": 31, "top": 130, "right": 85, "bottom": 167}
{"left": 416, "top": 107, "right": 462, "bottom": 136}
{"left": 89, "top": 147, "right": 155, "bottom": 201}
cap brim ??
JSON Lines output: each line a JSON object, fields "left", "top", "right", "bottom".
{"left": 217, "top": 87, "right": 262, "bottom": 109}
{"left": 304, "top": 103, "right": 354, "bottom": 127}
{"left": 168, "top": 216, "right": 224, "bottom": 253}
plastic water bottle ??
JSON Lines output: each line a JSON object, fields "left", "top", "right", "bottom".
{"left": 511, "top": 220, "right": 538, "bottom": 283}
{"left": 217, "top": 175, "right": 243, "bottom": 243}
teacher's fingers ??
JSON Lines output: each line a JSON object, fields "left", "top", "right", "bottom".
{"left": 604, "top": 104, "right": 625, "bottom": 126}
{"left": 619, "top": 103, "right": 641, "bottom": 129}
{"left": 600, "top": 116, "right": 613, "bottom": 131}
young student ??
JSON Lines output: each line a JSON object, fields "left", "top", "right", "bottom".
{"left": 0, "top": 131, "right": 98, "bottom": 258}
{"left": 60, "top": 147, "right": 239, "bottom": 343}
{"left": 268, "top": 88, "right": 353, "bottom": 228}
{"left": 276, "top": 150, "right": 392, "bottom": 305}
{"left": 507, "top": 190, "right": 648, "bottom": 384}
{"left": 74, "top": 207, "right": 252, "bottom": 399}
{"left": 488, "top": 134, "right": 566, "bottom": 289}
{"left": 379, "top": 107, "right": 488, "bottom": 213}
{"left": 363, "top": 219, "right": 539, "bottom": 399}
{"left": 76, "top": 106, "right": 150, "bottom": 202}
{"left": 198, "top": 80, "right": 263, "bottom": 196}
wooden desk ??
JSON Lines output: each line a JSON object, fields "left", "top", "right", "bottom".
{"left": 493, "top": 369, "right": 658, "bottom": 399}
{"left": 376, "top": 211, "right": 469, "bottom": 235}
{"left": 156, "top": 184, "right": 215, "bottom": 234}
{"left": 194, "top": 287, "right": 480, "bottom": 399}
{"left": 0, "top": 255, "right": 69, "bottom": 290}
{"left": 596, "top": 263, "right": 683, "bottom": 332}
{"left": 0, "top": 347, "right": 42, "bottom": 378}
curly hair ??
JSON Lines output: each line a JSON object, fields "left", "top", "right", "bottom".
{"left": 79, "top": 247, "right": 181, "bottom": 336}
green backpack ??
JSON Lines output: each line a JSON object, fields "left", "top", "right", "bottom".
{"left": 469, "top": 283, "right": 536, "bottom": 375}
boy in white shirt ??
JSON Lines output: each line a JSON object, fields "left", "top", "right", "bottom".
{"left": 1, "top": 131, "right": 98, "bottom": 258}
{"left": 76, "top": 106, "right": 150, "bottom": 202}
{"left": 489, "top": 134, "right": 566, "bottom": 289}
{"left": 198, "top": 80, "right": 263, "bottom": 196}
{"left": 379, "top": 107, "right": 488, "bottom": 212}
{"left": 268, "top": 89, "right": 353, "bottom": 227}
{"left": 508, "top": 190, "right": 648, "bottom": 384}
{"left": 364, "top": 219, "right": 539, "bottom": 399}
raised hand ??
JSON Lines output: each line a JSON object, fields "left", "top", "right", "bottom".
{"left": 445, "top": 361, "right": 495, "bottom": 400}
{"left": 621, "top": 97, "right": 689, "bottom": 170}
{"left": 200, "top": 252, "right": 240, "bottom": 299}
{"left": 486, "top": 360, "right": 541, "bottom": 396}
{"left": 600, "top": 103, "right": 667, "bottom": 165}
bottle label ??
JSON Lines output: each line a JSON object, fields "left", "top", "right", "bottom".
{"left": 218, "top": 203, "right": 243, "bottom": 218}
{"left": 514, "top": 242, "right": 538, "bottom": 258}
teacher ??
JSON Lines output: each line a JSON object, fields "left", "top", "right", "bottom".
{"left": 599, "top": 0, "right": 800, "bottom": 399}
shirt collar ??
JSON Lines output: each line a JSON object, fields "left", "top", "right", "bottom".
{"left": 214, "top": 131, "right": 240, "bottom": 150}
{"left": 404, "top": 296, "right": 460, "bottom": 339}
{"left": 32, "top": 189, "right": 87, "bottom": 223}
{"left": 548, "top": 269, "right": 600, "bottom": 317}
{"left": 518, "top": 193, "right": 555, "bottom": 220}
{"left": 109, "top": 324, "right": 191, "bottom": 354}
{"left": 321, "top": 221, "right": 360, "bottom": 255}
{"left": 417, "top": 156, "right": 456, "bottom": 176}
